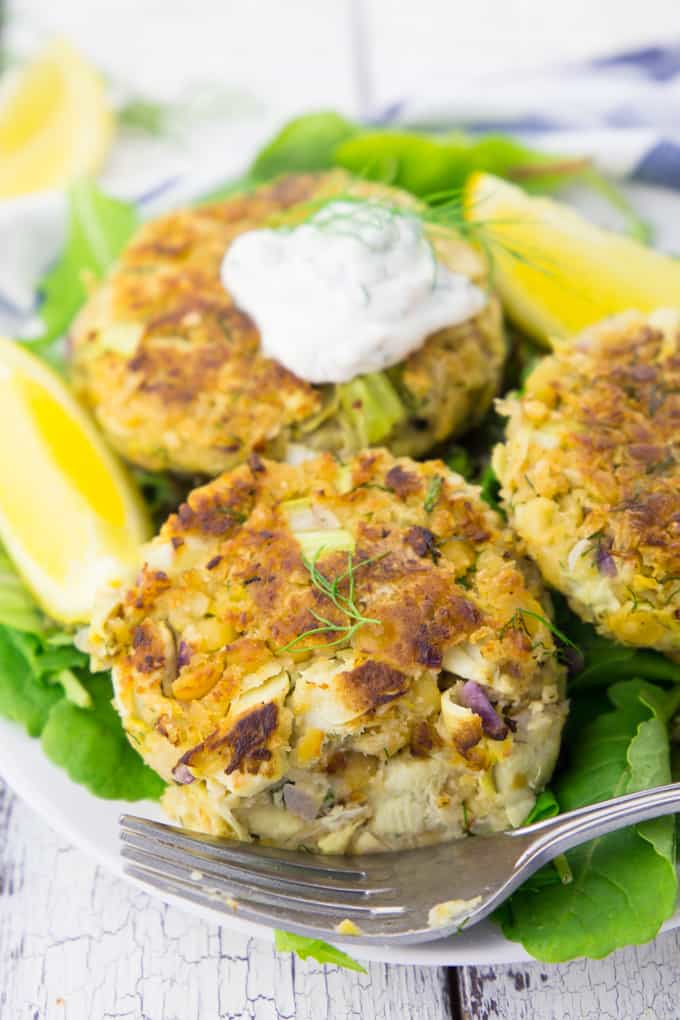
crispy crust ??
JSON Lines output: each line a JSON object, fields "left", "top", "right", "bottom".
{"left": 70, "top": 172, "right": 504, "bottom": 475}
{"left": 89, "top": 449, "right": 567, "bottom": 852}
{"left": 494, "top": 310, "right": 680, "bottom": 657}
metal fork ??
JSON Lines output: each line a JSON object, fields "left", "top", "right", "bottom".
{"left": 120, "top": 782, "right": 680, "bottom": 946}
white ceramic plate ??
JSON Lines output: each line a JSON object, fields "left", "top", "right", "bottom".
{"left": 1, "top": 179, "right": 679, "bottom": 968}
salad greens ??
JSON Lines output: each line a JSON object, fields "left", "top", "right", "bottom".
{"left": 0, "top": 545, "right": 164, "bottom": 800}
{"left": 249, "top": 112, "right": 650, "bottom": 241}
{"left": 498, "top": 681, "right": 680, "bottom": 961}
{"left": 41, "top": 672, "right": 165, "bottom": 801}
{"left": 7, "top": 110, "right": 678, "bottom": 965}
{"left": 251, "top": 111, "right": 357, "bottom": 181}
{"left": 33, "top": 181, "right": 138, "bottom": 363}
{"left": 274, "top": 930, "right": 366, "bottom": 972}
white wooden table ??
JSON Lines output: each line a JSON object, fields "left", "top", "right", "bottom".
{"left": 2, "top": 777, "right": 679, "bottom": 1020}
{"left": 4, "top": 1, "right": 680, "bottom": 1016}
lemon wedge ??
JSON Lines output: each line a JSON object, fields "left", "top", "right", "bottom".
{"left": 0, "top": 339, "right": 150, "bottom": 623}
{"left": 0, "top": 38, "right": 113, "bottom": 198}
{"left": 464, "top": 172, "right": 680, "bottom": 344}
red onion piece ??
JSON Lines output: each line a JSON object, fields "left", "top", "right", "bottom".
{"left": 460, "top": 681, "right": 508, "bottom": 740}
{"left": 283, "top": 783, "right": 320, "bottom": 820}
{"left": 177, "top": 640, "right": 192, "bottom": 669}
{"left": 171, "top": 762, "right": 196, "bottom": 785}
{"left": 596, "top": 542, "right": 617, "bottom": 577}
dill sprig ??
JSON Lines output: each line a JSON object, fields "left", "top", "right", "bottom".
{"left": 268, "top": 186, "right": 559, "bottom": 288}
{"left": 500, "top": 607, "right": 579, "bottom": 653}
{"left": 421, "top": 187, "right": 561, "bottom": 285}
{"left": 278, "top": 549, "right": 385, "bottom": 654}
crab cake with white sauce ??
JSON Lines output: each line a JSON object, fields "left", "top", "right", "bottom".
{"left": 494, "top": 310, "right": 680, "bottom": 659}
{"left": 70, "top": 171, "right": 504, "bottom": 476}
{"left": 88, "top": 449, "right": 566, "bottom": 853}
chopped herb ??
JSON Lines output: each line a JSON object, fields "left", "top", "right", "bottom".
{"left": 500, "top": 607, "right": 579, "bottom": 654}
{"left": 278, "top": 549, "right": 385, "bottom": 654}
{"left": 424, "top": 475, "right": 443, "bottom": 512}
{"left": 274, "top": 930, "right": 366, "bottom": 972}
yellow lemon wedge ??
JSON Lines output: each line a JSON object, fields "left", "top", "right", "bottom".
{"left": 0, "top": 38, "right": 113, "bottom": 198}
{"left": 464, "top": 171, "right": 680, "bottom": 345}
{"left": 0, "top": 339, "right": 150, "bottom": 623}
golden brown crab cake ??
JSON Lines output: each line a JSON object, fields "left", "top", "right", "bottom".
{"left": 70, "top": 171, "right": 504, "bottom": 476}
{"left": 494, "top": 310, "right": 680, "bottom": 659}
{"left": 88, "top": 449, "right": 566, "bottom": 853}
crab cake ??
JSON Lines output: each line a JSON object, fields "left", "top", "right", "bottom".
{"left": 494, "top": 310, "right": 680, "bottom": 659}
{"left": 70, "top": 171, "right": 504, "bottom": 476}
{"left": 88, "top": 449, "right": 566, "bottom": 853}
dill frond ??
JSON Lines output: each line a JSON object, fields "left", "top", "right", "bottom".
{"left": 278, "top": 548, "right": 386, "bottom": 654}
{"left": 500, "top": 607, "right": 579, "bottom": 652}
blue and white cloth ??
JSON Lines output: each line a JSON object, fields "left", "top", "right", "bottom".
{"left": 386, "top": 43, "right": 680, "bottom": 190}
{"left": 3, "top": 42, "right": 680, "bottom": 336}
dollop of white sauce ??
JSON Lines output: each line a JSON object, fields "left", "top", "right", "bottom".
{"left": 221, "top": 200, "right": 486, "bottom": 384}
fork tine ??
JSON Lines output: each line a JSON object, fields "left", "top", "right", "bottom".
{"left": 120, "top": 815, "right": 374, "bottom": 880}
{"left": 119, "top": 828, "right": 387, "bottom": 893}
{"left": 121, "top": 829, "right": 393, "bottom": 898}
{"left": 123, "top": 861, "right": 416, "bottom": 942}
{"left": 121, "top": 842, "right": 401, "bottom": 916}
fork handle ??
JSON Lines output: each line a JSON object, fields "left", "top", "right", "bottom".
{"left": 514, "top": 782, "right": 680, "bottom": 869}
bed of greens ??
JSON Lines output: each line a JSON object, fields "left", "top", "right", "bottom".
{"left": 3, "top": 111, "right": 679, "bottom": 967}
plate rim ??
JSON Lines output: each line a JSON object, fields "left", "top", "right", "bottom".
{"left": 2, "top": 171, "right": 680, "bottom": 969}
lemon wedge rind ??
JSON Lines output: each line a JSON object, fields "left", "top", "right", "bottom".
{"left": 464, "top": 172, "right": 680, "bottom": 345}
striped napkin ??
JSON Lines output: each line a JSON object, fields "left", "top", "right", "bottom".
{"left": 386, "top": 43, "right": 680, "bottom": 190}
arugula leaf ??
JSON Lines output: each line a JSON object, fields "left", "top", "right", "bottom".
{"left": 32, "top": 181, "right": 138, "bottom": 361}
{"left": 553, "top": 595, "right": 680, "bottom": 691}
{"left": 274, "top": 930, "right": 366, "bottom": 972}
{"left": 250, "top": 115, "right": 650, "bottom": 241}
{"left": 41, "top": 672, "right": 165, "bottom": 800}
{"left": 335, "top": 130, "right": 588, "bottom": 197}
{"left": 336, "top": 130, "right": 473, "bottom": 195}
{"left": 250, "top": 112, "right": 357, "bottom": 181}
{"left": 614, "top": 682, "right": 680, "bottom": 863}
{"left": 499, "top": 679, "right": 680, "bottom": 961}
{"left": 523, "top": 789, "right": 560, "bottom": 825}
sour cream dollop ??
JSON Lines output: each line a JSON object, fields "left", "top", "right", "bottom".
{"left": 221, "top": 200, "right": 486, "bottom": 384}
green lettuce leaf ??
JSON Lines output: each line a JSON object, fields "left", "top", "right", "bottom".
{"left": 250, "top": 112, "right": 357, "bottom": 180}
{"left": 0, "top": 546, "right": 44, "bottom": 633}
{"left": 0, "top": 544, "right": 164, "bottom": 801}
{"left": 0, "top": 627, "right": 63, "bottom": 737}
{"left": 274, "top": 930, "right": 366, "bottom": 972}
{"left": 41, "top": 672, "right": 165, "bottom": 801}
{"left": 498, "top": 679, "right": 680, "bottom": 961}
{"left": 31, "top": 181, "right": 138, "bottom": 361}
